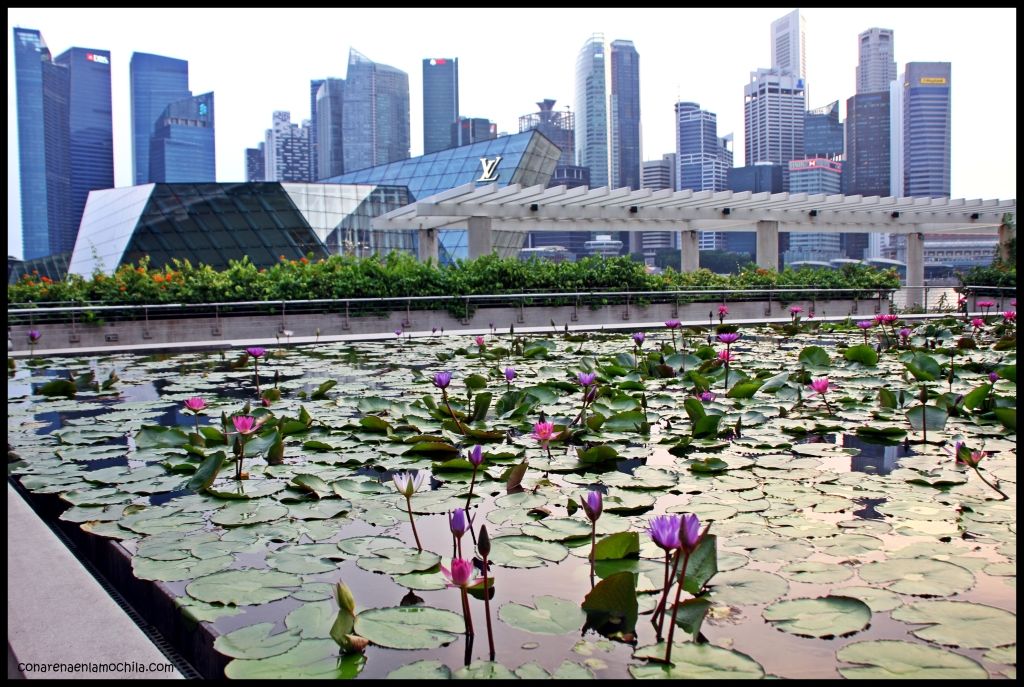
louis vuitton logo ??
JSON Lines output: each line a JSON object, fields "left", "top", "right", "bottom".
{"left": 477, "top": 156, "right": 502, "bottom": 182}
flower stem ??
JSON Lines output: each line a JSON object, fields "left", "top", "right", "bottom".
{"left": 664, "top": 550, "right": 692, "bottom": 665}
{"left": 460, "top": 588, "right": 475, "bottom": 636}
{"left": 973, "top": 466, "right": 1010, "bottom": 500}
{"left": 253, "top": 359, "right": 261, "bottom": 398}
{"left": 482, "top": 556, "right": 495, "bottom": 659}
{"left": 405, "top": 496, "right": 422, "bottom": 552}
{"left": 589, "top": 522, "right": 596, "bottom": 562}
{"left": 236, "top": 439, "right": 245, "bottom": 480}
{"left": 442, "top": 390, "right": 467, "bottom": 434}
{"left": 654, "top": 549, "right": 683, "bottom": 638}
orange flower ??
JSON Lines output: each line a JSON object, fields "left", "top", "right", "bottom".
{"left": 40, "top": 275, "right": 53, "bottom": 284}
{"left": 119, "top": 285, "right": 127, "bottom": 291}
{"left": 153, "top": 274, "right": 164, "bottom": 283}
{"left": 300, "top": 256, "right": 309, "bottom": 264}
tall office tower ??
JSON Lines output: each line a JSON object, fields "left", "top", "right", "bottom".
{"left": 902, "top": 62, "right": 951, "bottom": 198}
{"left": 148, "top": 92, "right": 215, "bottom": 182}
{"left": 771, "top": 9, "right": 807, "bottom": 80}
{"left": 245, "top": 144, "right": 265, "bottom": 181}
{"left": 726, "top": 162, "right": 785, "bottom": 258}
{"left": 804, "top": 101, "right": 844, "bottom": 160}
{"left": 264, "top": 111, "right": 312, "bottom": 182}
{"left": 343, "top": 48, "right": 410, "bottom": 172}
{"left": 609, "top": 40, "right": 640, "bottom": 190}
{"left": 423, "top": 57, "right": 459, "bottom": 155}
{"left": 309, "top": 79, "right": 325, "bottom": 179}
{"left": 637, "top": 153, "right": 677, "bottom": 257}
{"left": 845, "top": 91, "right": 890, "bottom": 260}
{"left": 856, "top": 28, "right": 897, "bottom": 94}
{"left": 574, "top": 34, "right": 608, "bottom": 188}
{"left": 744, "top": 69, "right": 805, "bottom": 191}
{"left": 316, "top": 78, "right": 345, "bottom": 179}
{"left": 450, "top": 117, "right": 496, "bottom": 147}
{"left": 676, "top": 102, "right": 732, "bottom": 251}
{"left": 130, "top": 52, "right": 190, "bottom": 186}
{"left": 785, "top": 158, "right": 843, "bottom": 264}
{"left": 519, "top": 99, "right": 575, "bottom": 166}
{"left": 17, "top": 33, "right": 115, "bottom": 260}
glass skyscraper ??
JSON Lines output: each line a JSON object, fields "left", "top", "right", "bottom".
{"left": 148, "top": 92, "right": 215, "bottom": 182}
{"left": 130, "top": 52, "right": 190, "bottom": 185}
{"left": 856, "top": 28, "right": 897, "bottom": 95}
{"left": 574, "top": 35, "right": 608, "bottom": 188}
{"left": 902, "top": 62, "right": 952, "bottom": 198}
{"left": 316, "top": 78, "right": 346, "bottom": 180}
{"left": 13, "top": 28, "right": 112, "bottom": 260}
{"left": 343, "top": 49, "right": 410, "bottom": 173}
{"left": 609, "top": 40, "right": 640, "bottom": 191}
{"left": 423, "top": 57, "right": 459, "bottom": 155}
{"left": 676, "top": 102, "right": 732, "bottom": 252}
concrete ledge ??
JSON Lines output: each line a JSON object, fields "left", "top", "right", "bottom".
{"left": 6, "top": 483, "right": 182, "bottom": 680}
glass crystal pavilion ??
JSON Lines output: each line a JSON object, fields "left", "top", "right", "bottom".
{"left": 67, "top": 129, "right": 560, "bottom": 275}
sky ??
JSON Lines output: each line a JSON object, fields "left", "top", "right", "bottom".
{"left": 7, "top": 7, "right": 1017, "bottom": 259}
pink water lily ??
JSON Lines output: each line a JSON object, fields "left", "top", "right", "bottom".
{"left": 532, "top": 420, "right": 556, "bottom": 447}
{"left": 245, "top": 347, "right": 266, "bottom": 358}
{"left": 183, "top": 397, "right": 206, "bottom": 413}
{"left": 717, "top": 349, "right": 734, "bottom": 363}
{"left": 808, "top": 377, "right": 835, "bottom": 416}
{"left": 441, "top": 557, "right": 482, "bottom": 589}
{"left": 475, "top": 335, "right": 486, "bottom": 347}
{"left": 789, "top": 306, "right": 803, "bottom": 314}
{"left": 977, "top": 300, "right": 995, "bottom": 309}
{"left": 718, "top": 305, "right": 729, "bottom": 317}
{"left": 971, "top": 318, "right": 985, "bottom": 328}
{"left": 232, "top": 415, "right": 260, "bottom": 435}
{"left": 717, "top": 332, "right": 740, "bottom": 344}
{"left": 1003, "top": 311, "right": 1016, "bottom": 322}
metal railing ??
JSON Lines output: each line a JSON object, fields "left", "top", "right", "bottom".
{"left": 8, "top": 286, "right": 900, "bottom": 328}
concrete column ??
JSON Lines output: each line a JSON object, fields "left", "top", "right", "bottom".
{"left": 756, "top": 221, "right": 779, "bottom": 271}
{"left": 680, "top": 230, "right": 699, "bottom": 272}
{"left": 468, "top": 216, "right": 492, "bottom": 259}
{"left": 905, "top": 231, "right": 924, "bottom": 309}
{"left": 999, "top": 220, "right": 1016, "bottom": 263}
{"left": 417, "top": 227, "right": 438, "bottom": 263}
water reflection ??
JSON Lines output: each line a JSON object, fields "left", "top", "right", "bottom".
{"left": 843, "top": 434, "right": 914, "bottom": 475}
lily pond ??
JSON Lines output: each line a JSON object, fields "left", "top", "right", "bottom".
{"left": 7, "top": 317, "right": 1017, "bottom": 679}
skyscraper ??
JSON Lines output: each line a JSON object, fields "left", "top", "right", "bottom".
{"left": 130, "top": 52, "right": 191, "bottom": 186}
{"left": 609, "top": 40, "right": 640, "bottom": 190}
{"left": 316, "top": 78, "right": 345, "bottom": 180}
{"left": 148, "top": 92, "right": 215, "bottom": 182}
{"left": 574, "top": 34, "right": 608, "bottom": 188}
{"left": 519, "top": 99, "right": 575, "bottom": 166}
{"left": 309, "top": 79, "right": 325, "bottom": 180}
{"left": 785, "top": 158, "right": 843, "bottom": 264}
{"left": 676, "top": 102, "right": 733, "bottom": 252}
{"left": 264, "top": 111, "right": 312, "bottom": 182}
{"left": 638, "top": 153, "right": 677, "bottom": 258}
{"left": 423, "top": 57, "right": 459, "bottom": 155}
{"left": 902, "top": 62, "right": 952, "bottom": 198}
{"left": 771, "top": 9, "right": 807, "bottom": 80}
{"left": 245, "top": 144, "right": 265, "bottom": 182}
{"left": 743, "top": 69, "right": 806, "bottom": 190}
{"left": 804, "top": 101, "right": 844, "bottom": 160}
{"left": 450, "top": 117, "right": 496, "bottom": 147}
{"left": 14, "top": 28, "right": 113, "bottom": 260}
{"left": 856, "top": 28, "right": 897, "bottom": 94}
{"left": 343, "top": 48, "right": 410, "bottom": 173}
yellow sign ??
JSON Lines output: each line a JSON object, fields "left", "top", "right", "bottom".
{"left": 920, "top": 77, "right": 947, "bottom": 84}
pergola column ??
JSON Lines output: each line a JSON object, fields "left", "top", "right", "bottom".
{"left": 756, "top": 221, "right": 779, "bottom": 271}
{"left": 417, "top": 227, "right": 438, "bottom": 263}
{"left": 999, "top": 218, "right": 1016, "bottom": 263}
{"left": 680, "top": 230, "right": 699, "bottom": 272}
{"left": 905, "top": 231, "right": 924, "bottom": 309}
{"left": 468, "top": 216, "right": 492, "bottom": 259}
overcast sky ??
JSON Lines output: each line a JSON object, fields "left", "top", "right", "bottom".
{"left": 7, "top": 7, "right": 1017, "bottom": 259}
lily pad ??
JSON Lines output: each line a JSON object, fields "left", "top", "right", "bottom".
{"left": 213, "top": 622, "right": 302, "bottom": 659}
{"left": 224, "top": 639, "right": 365, "bottom": 679}
{"left": 763, "top": 596, "right": 871, "bottom": 638}
{"left": 488, "top": 536, "right": 569, "bottom": 568}
{"left": 356, "top": 547, "right": 441, "bottom": 575}
{"left": 630, "top": 642, "right": 765, "bottom": 679}
{"left": 386, "top": 660, "right": 452, "bottom": 679}
{"left": 499, "top": 595, "right": 586, "bottom": 635}
{"left": 859, "top": 559, "right": 975, "bottom": 597}
{"left": 354, "top": 606, "right": 465, "bottom": 649}
{"left": 836, "top": 640, "right": 986, "bottom": 679}
{"left": 891, "top": 600, "right": 1016, "bottom": 649}
{"left": 709, "top": 569, "right": 789, "bottom": 606}
{"left": 186, "top": 569, "right": 301, "bottom": 606}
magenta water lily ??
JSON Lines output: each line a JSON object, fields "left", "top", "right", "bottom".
{"left": 442, "top": 557, "right": 481, "bottom": 636}
{"left": 245, "top": 347, "right": 267, "bottom": 398}
{"left": 231, "top": 414, "right": 261, "bottom": 480}
{"left": 184, "top": 397, "right": 206, "bottom": 439}
{"left": 809, "top": 376, "right": 835, "bottom": 416}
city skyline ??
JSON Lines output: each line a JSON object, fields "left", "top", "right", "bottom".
{"left": 7, "top": 7, "right": 1016, "bottom": 259}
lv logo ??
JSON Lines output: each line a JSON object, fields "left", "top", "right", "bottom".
{"left": 477, "top": 156, "right": 502, "bottom": 182}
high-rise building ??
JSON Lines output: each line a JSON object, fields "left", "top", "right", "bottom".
{"left": 676, "top": 102, "right": 732, "bottom": 251}
{"left": 744, "top": 68, "right": 806, "bottom": 190}
{"left": 785, "top": 158, "right": 843, "bottom": 264}
{"left": 804, "top": 101, "right": 844, "bottom": 160}
{"left": 148, "top": 92, "right": 215, "bottom": 182}
{"left": 245, "top": 144, "right": 265, "bottom": 182}
{"left": 14, "top": 28, "right": 114, "bottom": 260}
{"left": 309, "top": 79, "right": 325, "bottom": 180}
{"left": 902, "top": 62, "right": 952, "bottom": 198}
{"left": 130, "top": 52, "right": 190, "bottom": 186}
{"left": 451, "top": 117, "right": 496, "bottom": 147}
{"left": 264, "top": 111, "right": 312, "bottom": 182}
{"left": 423, "top": 57, "right": 459, "bottom": 155}
{"left": 316, "top": 78, "right": 345, "bottom": 180}
{"left": 845, "top": 91, "right": 890, "bottom": 260}
{"left": 771, "top": 8, "right": 807, "bottom": 80}
{"left": 609, "top": 40, "right": 640, "bottom": 190}
{"left": 343, "top": 49, "right": 410, "bottom": 173}
{"left": 726, "top": 163, "right": 785, "bottom": 258}
{"left": 638, "top": 153, "right": 677, "bottom": 257}
{"left": 574, "top": 34, "right": 608, "bottom": 188}
{"left": 519, "top": 99, "right": 575, "bottom": 166}
{"left": 856, "top": 28, "right": 897, "bottom": 94}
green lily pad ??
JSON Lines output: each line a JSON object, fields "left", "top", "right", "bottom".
{"left": 387, "top": 660, "right": 452, "bottom": 679}
{"left": 763, "top": 596, "right": 872, "bottom": 638}
{"left": 836, "top": 640, "right": 986, "bottom": 679}
{"left": 499, "top": 595, "right": 586, "bottom": 635}
{"left": 488, "top": 536, "right": 569, "bottom": 568}
{"left": 356, "top": 547, "right": 442, "bottom": 575}
{"left": 132, "top": 554, "right": 234, "bottom": 582}
{"left": 891, "top": 600, "right": 1016, "bottom": 649}
{"left": 224, "top": 639, "right": 365, "bottom": 679}
{"left": 859, "top": 559, "right": 975, "bottom": 597}
{"left": 709, "top": 569, "right": 789, "bottom": 606}
{"left": 336, "top": 535, "right": 406, "bottom": 556}
{"left": 630, "top": 642, "right": 765, "bottom": 679}
{"left": 354, "top": 606, "right": 465, "bottom": 649}
{"left": 186, "top": 569, "right": 301, "bottom": 606}
{"left": 841, "top": 586, "right": 905, "bottom": 613}
{"left": 284, "top": 600, "right": 337, "bottom": 639}
{"left": 213, "top": 622, "right": 302, "bottom": 659}
{"left": 453, "top": 661, "right": 519, "bottom": 679}
{"left": 779, "top": 561, "right": 854, "bottom": 583}
{"left": 211, "top": 499, "right": 290, "bottom": 527}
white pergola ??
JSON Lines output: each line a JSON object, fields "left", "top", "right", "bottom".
{"left": 372, "top": 183, "right": 1016, "bottom": 301}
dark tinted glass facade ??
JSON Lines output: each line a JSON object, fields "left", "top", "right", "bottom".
{"left": 423, "top": 58, "right": 459, "bottom": 155}
{"left": 343, "top": 49, "right": 410, "bottom": 172}
{"left": 610, "top": 40, "right": 641, "bottom": 190}
{"left": 845, "top": 92, "right": 890, "bottom": 196}
{"left": 903, "top": 63, "right": 951, "bottom": 198}
{"left": 804, "top": 100, "right": 844, "bottom": 159}
{"left": 316, "top": 79, "right": 345, "bottom": 179}
{"left": 325, "top": 130, "right": 560, "bottom": 262}
{"left": 13, "top": 28, "right": 51, "bottom": 260}
{"left": 54, "top": 47, "right": 114, "bottom": 256}
{"left": 130, "top": 52, "right": 190, "bottom": 185}
{"left": 149, "top": 92, "right": 216, "bottom": 182}
{"left": 725, "top": 164, "right": 785, "bottom": 256}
